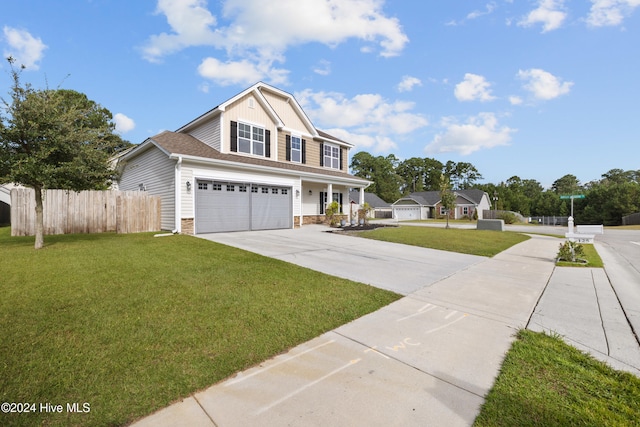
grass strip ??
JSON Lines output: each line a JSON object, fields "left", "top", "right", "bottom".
{"left": 474, "top": 330, "right": 640, "bottom": 427}
{"left": 358, "top": 226, "right": 530, "bottom": 257}
{"left": 556, "top": 243, "right": 604, "bottom": 268}
{"left": 0, "top": 228, "right": 400, "bottom": 426}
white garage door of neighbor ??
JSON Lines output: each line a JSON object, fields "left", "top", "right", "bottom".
{"left": 393, "top": 206, "right": 420, "bottom": 220}
{"left": 195, "top": 180, "right": 292, "bottom": 233}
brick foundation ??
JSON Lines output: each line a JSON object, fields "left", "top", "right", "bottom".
{"left": 181, "top": 218, "right": 194, "bottom": 235}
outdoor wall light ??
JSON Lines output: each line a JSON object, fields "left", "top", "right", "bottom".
{"left": 308, "top": 190, "right": 312, "bottom": 195}
{"left": 296, "top": 189, "right": 300, "bottom": 198}
{"left": 186, "top": 181, "right": 192, "bottom": 191}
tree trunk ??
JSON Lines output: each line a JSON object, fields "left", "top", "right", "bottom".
{"left": 34, "top": 186, "right": 44, "bottom": 249}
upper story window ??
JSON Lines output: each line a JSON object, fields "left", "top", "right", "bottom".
{"left": 237, "top": 122, "right": 265, "bottom": 156}
{"left": 324, "top": 143, "right": 340, "bottom": 169}
{"left": 290, "top": 135, "right": 301, "bottom": 163}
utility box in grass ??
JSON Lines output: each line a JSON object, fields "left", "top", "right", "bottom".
{"left": 477, "top": 219, "right": 505, "bottom": 231}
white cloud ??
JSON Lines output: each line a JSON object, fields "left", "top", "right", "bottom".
{"left": 142, "top": 0, "right": 408, "bottom": 65}
{"left": 141, "top": 0, "right": 220, "bottom": 62}
{"left": 454, "top": 73, "right": 496, "bottom": 102}
{"left": 295, "top": 89, "right": 428, "bottom": 153}
{"left": 467, "top": 2, "right": 497, "bottom": 20}
{"left": 518, "top": 0, "right": 567, "bottom": 32}
{"left": 586, "top": 0, "right": 640, "bottom": 27}
{"left": 518, "top": 68, "right": 573, "bottom": 100}
{"left": 2, "top": 26, "right": 47, "bottom": 70}
{"left": 509, "top": 95, "right": 523, "bottom": 105}
{"left": 397, "top": 76, "right": 422, "bottom": 92}
{"left": 113, "top": 113, "right": 136, "bottom": 134}
{"left": 313, "top": 59, "right": 331, "bottom": 76}
{"left": 197, "top": 57, "right": 289, "bottom": 86}
{"left": 324, "top": 128, "right": 398, "bottom": 153}
{"left": 425, "top": 113, "right": 515, "bottom": 156}
{"left": 447, "top": 2, "right": 497, "bottom": 26}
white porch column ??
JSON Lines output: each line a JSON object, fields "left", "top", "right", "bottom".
{"left": 359, "top": 187, "right": 365, "bottom": 205}
{"left": 326, "top": 184, "right": 333, "bottom": 213}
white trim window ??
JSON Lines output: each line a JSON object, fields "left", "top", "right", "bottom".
{"left": 238, "top": 122, "right": 265, "bottom": 156}
{"left": 290, "top": 135, "right": 301, "bottom": 163}
{"left": 324, "top": 143, "right": 340, "bottom": 169}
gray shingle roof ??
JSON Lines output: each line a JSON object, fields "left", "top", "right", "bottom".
{"left": 395, "top": 189, "right": 487, "bottom": 206}
{"left": 349, "top": 190, "right": 391, "bottom": 208}
{"left": 147, "top": 131, "right": 364, "bottom": 181}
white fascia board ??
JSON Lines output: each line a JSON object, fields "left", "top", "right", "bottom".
{"left": 391, "top": 197, "right": 421, "bottom": 207}
{"left": 253, "top": 88, "right": 285, "bottom": 129}
{"left": 258, "top": 84, "right": 318, "bottom": 137}
{"left": 169, "top": 153, "right": 370, "bottom": 187}
{"left": 315, "top": 134, "right": 354, "bottom": 149}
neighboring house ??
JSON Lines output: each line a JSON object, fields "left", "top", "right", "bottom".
{"left": 349, "top": 190, "right": 392, "bottom": 219}
{"left": 392, "top": 189, "right": 490, "bottom": 221}
{"left": 115, "top": 82, "right": 370, "bottom": 234}
{"left": 0, "top": 184, "right": 13, "bottom": 225}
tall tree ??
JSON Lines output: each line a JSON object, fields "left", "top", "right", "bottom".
{"left": 350, "top": 152, "right": 402, "bottom": 202}
{"left": 423, "top": 157, "right": 444, "bottom": 191}
{"left": 0, "top": 58, "right": 129, "bottom": 249}
{"left": 551, "top": 174, "right": 582, "bottom": 195}
{"left": 397, "top": 157, "right": 426, "bottom": 194}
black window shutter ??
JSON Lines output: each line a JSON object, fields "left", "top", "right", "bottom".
{"left": 319, "top": 191, "right": 325, "bottom": 215}
{"left": 302, "top": 139, "right": 306, "bottom": 164}
{"left": 265, "top": 130, "right": 271, "bottom": 157}
{"left": 320, "top": 143, "right": 324, "bottom": 166}
{"left": 230, "top": 121, "right": 238, "bottom": 152}
{"left": 339, "top": 148, "right": 344, "bottom": 170}
{"left": 286, "top": 135, "right": 291, "bottom": 161}
{"left": 339, "top": 193, "right": 343, "bottom": 212}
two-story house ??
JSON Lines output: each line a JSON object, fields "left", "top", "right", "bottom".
{"left": 115, "top": 82, "right": 370, "bottom": 234}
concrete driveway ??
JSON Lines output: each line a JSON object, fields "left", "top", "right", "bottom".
{"left": 134, "top": 225, "right": 560, "bottom": 427}
{"left": 197, "top": 225, "right": 485, "bottom": 295}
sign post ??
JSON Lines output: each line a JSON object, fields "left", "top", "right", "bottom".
{"left": 560, "top": 194, "right": 585, "bottom": 218}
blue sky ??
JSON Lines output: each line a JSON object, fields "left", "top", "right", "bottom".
{"left": 2, "top": 1, "right": 638, "bottom": 188}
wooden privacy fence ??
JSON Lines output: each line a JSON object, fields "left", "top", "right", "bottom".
{"left": 622, "top": 212, "right": 640, "bottom": 226}
{"left": 10, "top": 188, "right": 161, "bottom": 236}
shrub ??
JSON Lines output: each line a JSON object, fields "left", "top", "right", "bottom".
{"left": 325, "top": 201, "right": 341, "bottom": 227}
{"left": 557, "top": 240, "right": 586, "bottom": 263}
{"left": 498, "top": 211, "right": 517, "bottom": 224}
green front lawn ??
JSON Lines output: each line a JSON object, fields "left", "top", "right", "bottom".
{"left": 0, "top": 228, "right": 400, "bottom": 426}
{"left": 474, "top": 330, "right": 640, "bottom": 427}
{"left": 359, "top": 226, "right": 530, "bottom": 257}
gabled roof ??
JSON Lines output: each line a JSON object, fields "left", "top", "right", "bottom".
{"left": 176, "top": 82, "right": 352, "bottom": 148}
{"left": 120, "top": 131, "right": 368, "bottom": 184}
{"left": 393, "top": 189, "right": 488, "bottom": 207}
{"left": 349, "top": 190, "right": 391, "bottom": 208}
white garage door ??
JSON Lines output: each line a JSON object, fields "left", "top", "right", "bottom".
{"left": 195, "top": 180, "right": 292, "bottom": 233}
{"left": 393, "top": 206, "right": 420, "bottom": 220}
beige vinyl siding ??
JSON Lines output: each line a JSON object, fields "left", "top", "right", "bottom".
{"left": 224, "top": 95, "right": 277, "bottom": 157}
{"left": 188, "top": 116, "right": 221, "bottom": 151}
{"left": 261, "top": 91, "right": 313, "bottom": 133}
{"left": 277, "top": 132, "right": 287, "bottom": 162}
{"left": 118, "top": 146, "right": 175, "bottom": 230}
{"left": 306, "top": 139, "right": 321, "bottom": 167}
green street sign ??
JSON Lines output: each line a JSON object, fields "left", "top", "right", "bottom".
{"left": 560, "top": 195, "right": 585, "bottom": 199}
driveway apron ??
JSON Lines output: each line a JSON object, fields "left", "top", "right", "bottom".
{"left": 133, "top": 227, "right": 559, "bottom": 427}
{"left": 197, "top": 225, "right": 486, "bottom": 296}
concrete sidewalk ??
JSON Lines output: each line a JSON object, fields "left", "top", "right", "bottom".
{"left": 132, "top": 232, "right": 563, "bottom": 427}
{"left": 528, "top": 266, "right": 640, "bottom": 375}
